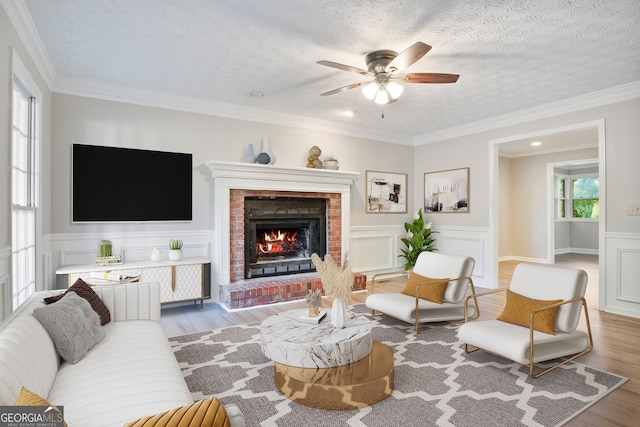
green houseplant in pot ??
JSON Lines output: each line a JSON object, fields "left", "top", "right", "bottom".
{"left": 322, "top": 156, "right": 339, "bottom": 170}
{"left": 168, "top": 239, "right": 183, "bottom": 261}
{"left": 399, "top": 208, "right": 437, "bottom": 270}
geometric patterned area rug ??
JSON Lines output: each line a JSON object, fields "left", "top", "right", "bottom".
{"left": 170, "top": 305, "right": 627, "bottom": 427}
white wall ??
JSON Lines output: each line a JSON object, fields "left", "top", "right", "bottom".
{"left": 413, "top": 98, "right": 640, "bottom": 317}
{"left": 507, "top": 147, "right": 598, "bottom": 260}
{"left": 48, "top": 94, "right": 417, "bottom": 289}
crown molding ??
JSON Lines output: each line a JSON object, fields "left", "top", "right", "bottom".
{"left": 1, "top": 0, "right": 55, "bottom": 88}
{"left": 52, "top": 75, "right": 640, "bottom": 149}
{"left": 52, "top": 76, "right": 415, "bottom": 146}
{"left": 413, "top": 81, "right": 640, "bottom": 146}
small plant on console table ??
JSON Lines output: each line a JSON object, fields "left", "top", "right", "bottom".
{"left": 168, "top": 239, "right": 183, "bottom": 261}
{"left": 399, "top": 208, "right": 437, "bottom": 271}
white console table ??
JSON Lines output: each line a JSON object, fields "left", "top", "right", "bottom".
{"left": 56, "top": 257, "right": 211, "bottom": 307}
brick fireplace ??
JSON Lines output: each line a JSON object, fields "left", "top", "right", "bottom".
{"left": 206, "top": 161, "right": 361, "bottom": 309}
{"left": 231, "top": 191, "right": 341, "bottom": 282}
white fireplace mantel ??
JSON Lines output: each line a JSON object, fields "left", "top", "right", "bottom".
{"left": 205, "top": 161, "right": 359, "bottom": 295}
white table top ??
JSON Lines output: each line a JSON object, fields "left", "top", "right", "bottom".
{"left": 260, "top": 308, "right": 373, "bottom": 368}
{"left": 56, "top": 256, "right": 211, "bottom": 274}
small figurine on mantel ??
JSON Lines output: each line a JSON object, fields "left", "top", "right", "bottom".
{"left": 307, "top": 145, "right": 323, "bottom": 169}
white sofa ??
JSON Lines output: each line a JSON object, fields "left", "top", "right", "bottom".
{"left": 0, "top": 282, "right": 244, "bottom": 426}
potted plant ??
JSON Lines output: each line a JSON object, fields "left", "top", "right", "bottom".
{"left": 169, "top": 239, "right": 183, "bottom": 261}
{"left": 399, "top": 208, "right": 437, "bottom": 270}
{"left": 323, "top": 156, "right": 339, "bottom": 170}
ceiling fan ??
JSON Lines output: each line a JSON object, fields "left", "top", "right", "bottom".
{"left": 317, "top": 42, "right": 459, "bottom": 105}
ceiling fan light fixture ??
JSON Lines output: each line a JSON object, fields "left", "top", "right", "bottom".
{"left": 374, "top": 88, "right": 390, "bottom": 104}
{"left": 362, "top": 81, "right": 378, "bottom": 100}
{"left": 318, "top": 41, "right": 458, "bottom": 104}
{"left": 387, "top": 81, "right": 404, "bottom": 99}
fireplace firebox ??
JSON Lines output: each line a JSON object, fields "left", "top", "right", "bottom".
{"left": 244, "top": 197, "right": 327, "bottom": 279}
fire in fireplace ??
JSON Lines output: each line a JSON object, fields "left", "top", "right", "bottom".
{"left": 244, "top": 197, "right": 327, "bottom": 279}
{"left": 257, "top": 228, "right": 300, "bottom": 256}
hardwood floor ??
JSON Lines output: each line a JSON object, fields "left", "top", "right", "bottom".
{"left": 160, "top": 254, "right": 640, "bottom": 426}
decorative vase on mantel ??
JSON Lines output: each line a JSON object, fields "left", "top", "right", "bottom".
{"left": 258, "top": 136, "right": 276, "bottom": 165}
{"left": 243, "top": 143, "right": 256, "bottom": 163}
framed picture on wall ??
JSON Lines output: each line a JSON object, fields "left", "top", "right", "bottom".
{"left": 424, "top": 167, "right": 470, "bottom": 213}
{"left": 366, "top": 170, "right": 407, "bottom": 214}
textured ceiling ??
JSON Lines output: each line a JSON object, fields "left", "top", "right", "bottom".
{"left": 18, "top": 0, "right": 640, "bottom": 145}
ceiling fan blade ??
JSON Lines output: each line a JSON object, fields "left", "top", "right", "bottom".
{"left": 387, "top": 42, "right": 432, "bottom": 72}
{"left": 320, "top": 82, "right": 365, "bottom": 96}
{"left": 398, "top": 73, "right": 460, "bottom": 83}
{"left": 317, "top": 60, "right": 369, "bottom": 75}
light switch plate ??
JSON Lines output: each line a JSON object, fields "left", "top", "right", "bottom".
{"left": 628, "top": 204, "right": 640, "bottom": 216}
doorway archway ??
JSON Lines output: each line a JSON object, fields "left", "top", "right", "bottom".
{"left": 489, "top": 120, "right": 605, "bottom": 308}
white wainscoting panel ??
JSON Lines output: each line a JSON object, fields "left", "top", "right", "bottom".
{"left": 433, "top": 226, "right": 492, "bottom": 289}
{"left": 349, "top": 225, "right": 404, "bottom": 276}
{"left": 48, "top": 230, "right": 213, "bottom": 289}
{"left": 605, "top": 233, "right": 640, "bottom": 318}
{"left": 349, "top": 225, "right": 492, "bottom": 288}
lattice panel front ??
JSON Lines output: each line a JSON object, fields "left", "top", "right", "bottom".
{"left": 142, "top": 267, "right": 172, "bottom": 301}
{"left": 163, "top": 264, "right": 203, "bottom": 302}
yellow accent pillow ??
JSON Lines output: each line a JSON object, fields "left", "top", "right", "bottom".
{"left": 401, "top": 271, "right": 450, "bottom": 304}
{"left": 124, "top": 396, "right": 230, "bottom": 427}
{"left": 497, "top": 289, "right": 563, "bottom": 335}
{"left": 14, "top": 387, "right": 67, "bottom": 427}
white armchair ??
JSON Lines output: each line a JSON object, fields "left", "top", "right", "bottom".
{"left": 365, "top": 252, "right": 477, "bottom": 333}
{"left": 457, "top": 263, "right": 593, "bottom": 378}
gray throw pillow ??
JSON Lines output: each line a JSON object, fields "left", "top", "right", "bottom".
{"left": 33, "top": 291, "right": 105, "bottom": 364}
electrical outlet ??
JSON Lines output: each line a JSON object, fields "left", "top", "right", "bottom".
{"left": 628, "top": 204, "right": 640, "bottom": 216}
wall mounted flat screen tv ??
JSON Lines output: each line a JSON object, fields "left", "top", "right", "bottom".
{"left": 72, "top": 144, "right": 192, "bottom": 222}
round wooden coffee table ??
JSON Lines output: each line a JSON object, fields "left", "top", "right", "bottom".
{"left": 260, "top": 309, "right": 394, "bottom": 410}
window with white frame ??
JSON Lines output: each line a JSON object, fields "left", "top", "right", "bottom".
{"left": 11, "top": 77, "right": 38, "bottom": 309}
{"left": 555, "top": 173, "right": 599, "bottom": 220}
{"left": 571, "top": 175, "right": 599, "bottom": 219}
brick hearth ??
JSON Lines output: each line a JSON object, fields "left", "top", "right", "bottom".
{"left": 220, "top": 272, "right": 367, "bottom": 309}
